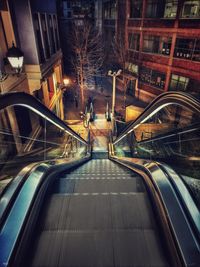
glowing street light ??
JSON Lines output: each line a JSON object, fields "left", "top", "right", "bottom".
{"left": 6, "top": 42, "right": 24, "bottom": 72}
{"left": 0, "top": 42, "right": 24, "bottom": 94}
{"left": 63, "top": 78, "right": 70, "bottom": 86}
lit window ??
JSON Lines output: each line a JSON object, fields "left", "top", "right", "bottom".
{"left": 181, "top": 1, "right": 200, "bottom": 18}
{"left": 174, "top": 38, "right": 200, "bottom": 61}
{"left": 143, "top": 35, "right": 172, "bottom": 55}
{"left": 125, "top": 62, "right": 139, "bottom": 74}
{"left": 164, "top": 0, "right": 178, "bottom": 18}
{"left": 128, "top": 33, "right": 140, "bottom": 51}
{"left": 140, "top": 67, "right": 166, "bottom": 89}
{"left": 130, "top": 0, "right": 143, "bottom": 18}
{"left": 169, "top": 74, "right": 189, "bottom": 91}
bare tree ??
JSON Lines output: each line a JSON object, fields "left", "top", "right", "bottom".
{"left": 112, "top": 31, "right": 130, "bottom": 108}
{"left": 70, "top": 19, "right": 104, "bottom": 110}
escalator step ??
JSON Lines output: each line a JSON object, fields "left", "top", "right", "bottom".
{"left": 30, "top": 229, "right": 168, "bottom": 267}
{"left": 38, "top": 193, "right": 155, "bottom": 231}
{"left": 26, "top": 159, "right": 169, "bottom": 267}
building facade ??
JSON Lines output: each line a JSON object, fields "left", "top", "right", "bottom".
{"left": 0, "top": 0, "right": 64, "bottom": 157}
{"left": 0, "top": 0, "right": 64, "bottom": 119}
{"left": 101, "top": 0, "right": 200, "bottom": 102}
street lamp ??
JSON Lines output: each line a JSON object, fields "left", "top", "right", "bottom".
{"left": 57, "top": 77, "right": 71, "bottom": 92}
{"left": 0, "top": 42, "right": 24, "bottom": 94}
{"left": 6, "top": 42, "right": 24, "bottom": 72}
{"left": 108, "top": 69, "right": 122, "bottom": 131}
{"left": 63, "top": 78, "right": 70, "bottom": 86}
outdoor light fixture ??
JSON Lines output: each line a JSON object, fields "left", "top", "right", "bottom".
{"left": 6, "top": 42, "right": 24, "bottom": 73}
{"left": 0, "top": 42, "right": 24, "bottom": 94}
{"left": 63, "top": 78, "right": 70, "bottom": 86}
{"left": 57, "top": 77, "right": 71, "bottom": 92}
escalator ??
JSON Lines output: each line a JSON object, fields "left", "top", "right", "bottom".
{"left": 22, "top": 159, "right": 170, "bottom": 267}
{"left": 0, "top": 92, "right": 200, "bottom": 267}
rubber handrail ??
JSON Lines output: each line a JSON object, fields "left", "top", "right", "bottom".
{"left": 114, "top": 91, "right": 200, "bottom": 144}
{"left": 0, "top": 92, "right": 87, "bottom": 145}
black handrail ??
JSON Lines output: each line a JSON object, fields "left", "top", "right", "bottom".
{"left": 113, "top": 91, "right": 200, "bottom": 145}
{"left": 0, "top": 92, "right": 87, "bottom": 145}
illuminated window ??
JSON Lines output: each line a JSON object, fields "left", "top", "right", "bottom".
{"left": 140, "top": 67, "right": 166, "bottom": 89}
{"left": 174, "top": 38, "right": 200, "bottom": 61}
{"left": 130, "top": 0, "right": 143, "bottom": 18}
{"left": 169, "top": 74, "right": 189, "bottom": 91}
{"left": 181, "top": 1, "right": 200, "bottom": 18}
{"left": 164, "top": 0, "right": 178, "bottom": 18}
{"left": 128, "top": 33, "right": 140, "bottom": 51}
{"left": 143, "top": 35, "right": 172, "bottom": 55}
{"left": 125, "top": 62, "right": 139, "bottom": 75}
{"left": 169, "top": 75, "right": 200, "bottom": 98}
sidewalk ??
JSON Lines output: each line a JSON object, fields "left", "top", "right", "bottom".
{"left": 63, "top": 76, "right": 146, "bottom": 122}
{"left": 90, "top": 114, "right": 111, "bottom": 152}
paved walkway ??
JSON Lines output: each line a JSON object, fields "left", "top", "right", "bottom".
{"left": 63, "top": 77, "right": 146, "bottom": 121}
{"left": 90, "top": 114, "right": 111, "bottom": 152}
{"left": 64, "top": 77, "right": 147, "bottom": 151}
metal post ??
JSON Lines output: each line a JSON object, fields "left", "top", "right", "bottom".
{"left": 108, "top": 69, "right": 122, "bottom": 133}
{"left": 112, "top": 75, "right": 116, "bottom": 120}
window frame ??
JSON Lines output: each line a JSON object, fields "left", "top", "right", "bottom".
{"left": 169, "top": 74, "right": 189, "bottom": 91}
{"left": 139, "top": 66, "right": 166, "bottom": 89}
{"left": 143, "top": 35, "right": 172, "bottom": 55}
{"left": 128, "top": 33, "right": 140, "bottom": 51}
{"left": 129, "top": 0, "right": 143, "bottom": 18}
{"left": 181, "top": 0, "right": 200, "bottom": 18}
{"left": 174, "top": 37, "right": 200, "bottom": 61}
{"left": 164, "top": 0, "right": 178, "bottom": 18}
{"left": 145, "top": 0, "right": 165, "bottom": 18}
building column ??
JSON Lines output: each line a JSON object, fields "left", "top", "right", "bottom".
{"left": 60, "top": 93, "right": 64, "bottom": 120}
{"left": 42, "top": 79, "right": 50, "bottom": 107}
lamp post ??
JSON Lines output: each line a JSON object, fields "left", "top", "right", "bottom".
{"left": 0, "top": 42, "right": 24, "bottom": 94}
{"left": 108, "top": 69, "right": 122, "bottom": 131}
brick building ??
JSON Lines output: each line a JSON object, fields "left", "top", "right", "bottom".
{"left": 101, "top": 0, "right": 200, "bottom": 102}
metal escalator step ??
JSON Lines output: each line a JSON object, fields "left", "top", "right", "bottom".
{"left": 39, "top": 193, "right": 155, "bottom": 231}
{"left": 26, "top": 159, "right": 169, "bottom": 267}
{"left": 30, "top": 229, "right": 168, "bottom": 267}
{"left": 60, "top": 173, "right": 138, "bottom": 178}
{"left": 53, "top": 177, "right": 145, "bottom": 194}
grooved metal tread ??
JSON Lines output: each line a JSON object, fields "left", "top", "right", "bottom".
{"left": 26, "top": 159, "right": 169, "bottom": 267}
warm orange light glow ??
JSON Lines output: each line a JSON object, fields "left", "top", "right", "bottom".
{"left": 63, "top": 78, "right": 70, "bottom": 86}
